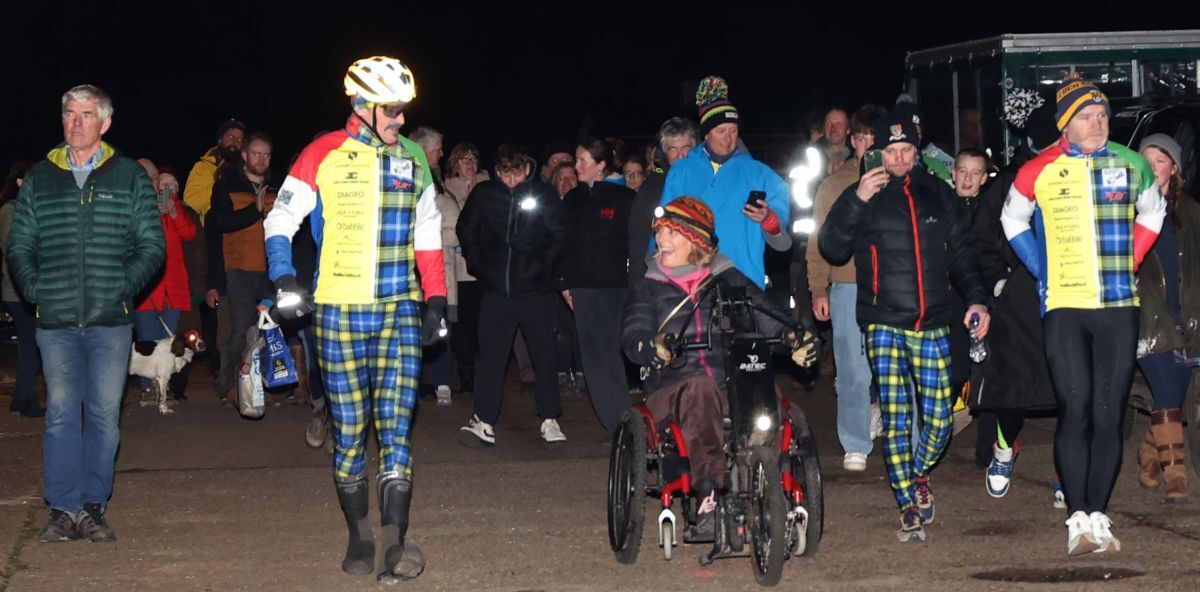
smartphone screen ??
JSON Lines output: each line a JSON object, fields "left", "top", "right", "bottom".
{"left": 746, "top": 190, "right": 766, "bottom": 208}
{"left": 863, "top": 150, "right": 884, "bottom": 171}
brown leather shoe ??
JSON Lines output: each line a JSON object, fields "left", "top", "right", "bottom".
{"left": 1150, "top": 408, "right": 1188, "bottom": 502}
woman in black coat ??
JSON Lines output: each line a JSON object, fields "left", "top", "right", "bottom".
{"left": 559, "top": 138, "right": 636, "bottom": 434}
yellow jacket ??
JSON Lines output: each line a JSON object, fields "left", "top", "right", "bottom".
{"left": 183, "top": 147, "right": 219, "bottom": 223}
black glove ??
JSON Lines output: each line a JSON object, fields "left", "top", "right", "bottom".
{"left": 628, "top": 336, "right": 659, "bottom": 367}
{"left": 274, "top": 275, "right": 315, "bottom": 320}
{"left": 421, "top": 296, "right": 448, "bottom": 346}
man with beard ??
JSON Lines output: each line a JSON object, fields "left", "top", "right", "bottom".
{"left": 184, "top": 118, "right": 246, "bottom": 222}
{"left": 185, "top": 118, "right": 245, "bottom": 398}
{"left": 207, "top": 132, "right": 278, "bottom": 401}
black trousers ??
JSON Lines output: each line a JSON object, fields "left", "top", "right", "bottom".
{"left": 474, "top": 292, "right": 562, "bottom": 425}
{"left": 573, "top": 288, "right": 631, "bottom": 434}
{"left": 1044, "top": 307, "right": 1138, "bottom": 514}
{"left": 453, "top": 280, "right": 482, "bottom": 377}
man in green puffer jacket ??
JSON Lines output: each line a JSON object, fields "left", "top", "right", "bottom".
{"left": 5, "top": 85, "right": 164, "bottom": 545}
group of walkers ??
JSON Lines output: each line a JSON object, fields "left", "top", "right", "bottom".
{"left": 0, "top": 52, "right": 1192, "bottom": 584}
{"left": 809, "top": 78, "right": 1187, "bottom": 553}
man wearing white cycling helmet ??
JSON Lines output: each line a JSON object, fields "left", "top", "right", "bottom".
{"left": 264, "top": 56, "right": 445, "bottom": 582}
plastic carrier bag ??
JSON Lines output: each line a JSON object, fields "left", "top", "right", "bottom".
{"left": 237, "top": 325, "right": 266, "bottom": 419}
{"left": 258, "top": 310, "right": 299, "bottom": 389}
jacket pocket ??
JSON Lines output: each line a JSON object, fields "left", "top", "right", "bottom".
{"left": 870, "top": 244, "right": 879, "bottom": 305}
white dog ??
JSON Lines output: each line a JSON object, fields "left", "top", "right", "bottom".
{"left": 129, "top": 328, "right": 205, "bottom": 414}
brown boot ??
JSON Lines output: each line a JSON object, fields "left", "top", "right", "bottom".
{"left": 1150, "top": 408, "right": 1188, "bottom": 502}
{"left": 1139, "top": 426, "right": 1161, "bottom": 488}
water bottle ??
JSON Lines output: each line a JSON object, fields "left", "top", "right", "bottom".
{"left": 969, "top": 313, "right": 988, "bottom": 363}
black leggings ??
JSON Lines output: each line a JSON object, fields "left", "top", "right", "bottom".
{"left": 1043, "top": 307, "right": 1138, "bottom": 514}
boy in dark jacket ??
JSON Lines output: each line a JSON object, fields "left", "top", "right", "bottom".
{"left": 819, "top": 112, "right": 989, "bottom": 543}
{"left": 455, "top": 144, "right": 568, "bottom": 446}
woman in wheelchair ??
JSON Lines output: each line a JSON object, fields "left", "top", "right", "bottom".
{"left": 622, "top": 197, "right": 817, "bottom": 543}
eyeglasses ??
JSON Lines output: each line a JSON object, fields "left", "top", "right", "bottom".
{"left": 375, "top": 103, "right": 406, "bottom": 118}
{"left": 624, "top": 170, "right": 645, "bottom": 179}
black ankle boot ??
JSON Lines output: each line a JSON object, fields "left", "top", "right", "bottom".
{"left": 335, "top": 475, "right": 375, "bottom": 575}
{"left": 377, "top": 473, "right": 425, "bottom": 583}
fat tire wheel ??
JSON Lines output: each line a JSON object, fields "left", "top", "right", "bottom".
{"left": 787, "top": 406, "right": 824, "bottom": 556}
{"left": 747, "top": 446, "right": 788, "bottom": 587}
{"left": 608, "top": 409, "right": 648, "bottom": 564}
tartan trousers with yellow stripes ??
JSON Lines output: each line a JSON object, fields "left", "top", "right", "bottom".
{"left": 865, "top": 324, "right": 953, "bottom": 511}
{"left": 314, "top": 301, "right": 421, "bottom": 479}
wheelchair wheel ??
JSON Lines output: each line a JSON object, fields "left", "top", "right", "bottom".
{"left": 786, "top": 405, "right": 824, "bottom": 557}
{"left": 608, "top": 409, "right": 648, "bottom": 564}
{"left": 746, "top": 446, "right": 787, "bottom": 587}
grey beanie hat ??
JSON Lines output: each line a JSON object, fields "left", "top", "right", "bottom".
{"left": 1139, "top": 133, "right": 1183, "bottom": 170}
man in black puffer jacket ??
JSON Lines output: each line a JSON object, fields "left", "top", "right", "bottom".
{"left": 455, "top": 144, "right": 568, "bottom": 446}
{"left": 819, "top": 111, "right": 989, "bottom": 543}
{"left": 6, "top": 85, "right": 165, "bottom": 545}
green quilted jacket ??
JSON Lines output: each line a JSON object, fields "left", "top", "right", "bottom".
{"left": 5, "top": 142, "right": 165, "bottom": 329}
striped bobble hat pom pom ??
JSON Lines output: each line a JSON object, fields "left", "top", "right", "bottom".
{"left": 695, "top": 76, "right": 729, "bottom": 109}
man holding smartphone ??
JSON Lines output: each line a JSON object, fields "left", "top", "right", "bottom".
{"left": 807, "top": 104, "right": 887, "bottom": 472}
{"left": 660, "top": 76, "right": 790, "bottom": 289}
{"left": 819, "top": 110, "right": 989, "bottom": 543}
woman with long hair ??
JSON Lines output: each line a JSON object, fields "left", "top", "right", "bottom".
{"left": 1135, "top": 133, "right": 1198, "bottom": 502}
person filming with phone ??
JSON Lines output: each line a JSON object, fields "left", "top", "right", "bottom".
{"left": 659, "top": 76, "right": 791, "bottom": 289}
{"left": 819, "top": 110, "right": 989, "bottom": 543}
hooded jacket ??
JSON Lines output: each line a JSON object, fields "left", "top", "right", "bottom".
{"left": 819, "top": 168, "right": 986, "bottom": 330}
{"left": 456, "top": 177, "right": 566, "bottom": 297}
{"left": 5, "top": 142, "right": 166, "bottom": 329}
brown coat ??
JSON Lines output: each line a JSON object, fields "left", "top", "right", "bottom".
{"left": 222, "top": 190, "right": 269, "bottom": 272}
{"left": 806, "top": 158, "right": 859, "bottom": 298}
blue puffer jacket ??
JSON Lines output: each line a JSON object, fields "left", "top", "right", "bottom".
{"left": 659, "top": 145, "right": 790, "bottom": 289}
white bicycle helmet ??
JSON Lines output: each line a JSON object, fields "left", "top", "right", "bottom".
{"left": 344, "top": 56, "right": 416, "bottom": 104}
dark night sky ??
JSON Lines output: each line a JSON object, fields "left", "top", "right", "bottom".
{"left": 2, "top": 2, "right": 1196, "bottom": 177}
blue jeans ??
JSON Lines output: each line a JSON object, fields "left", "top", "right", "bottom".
{"left": 37, "top": 324, "right": 133, "bottom": 513}
{"left": 134, "top": 310, "right": 181, "bottom": 389}
{"left": 830, "top": 283, "right": 873, "bottom": 455}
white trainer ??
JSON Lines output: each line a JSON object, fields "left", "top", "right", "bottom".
{"left": 435, "top": 385, "right": 452, "bottom": 406}
{"left": 869, "top": 405, "right": 883, "bottom": 441}
{"left": 843, "top": 452, "right": 868, "bottom": 471}
{"left": 1065, "top": 511, "right": 1099, "bottom": 555}
{"left": 540, "top": 418, "right": 567, "bottom": 443}
{"left": 1088, "top": 512, "right": 1120, "bottom": 554}
{"left": 458, "top": 414, "right": 495, "bottom": 447}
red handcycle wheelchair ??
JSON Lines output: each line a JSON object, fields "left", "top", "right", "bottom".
{"left": 606, "top": 281, "right": 823, "bottom": 587}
